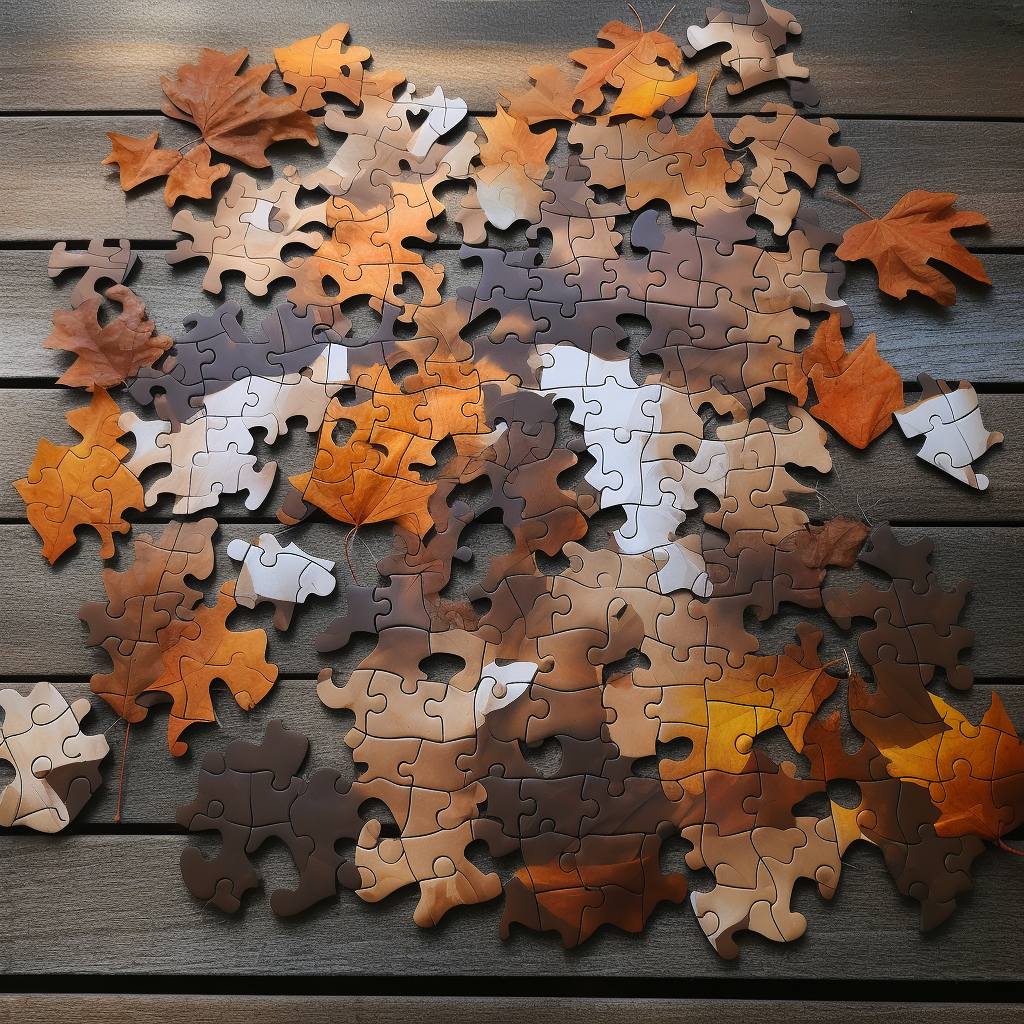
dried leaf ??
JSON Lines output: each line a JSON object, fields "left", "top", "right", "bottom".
{"left": 148, "top": 581, "right": 278, "bottom": 755}
{"left": 801, "top": 313, "right": 904, "bottom": 448}
{"left": 44, "top": 284, "right": 173, "bottom": 390}
{"left": 835, "top": 191, "right": 991, "bottom": 305}
{"left": 14, "top": 389, "right": 144, "bottom": 563}
{"left": 102, "top": 130, "right": 184, "bottom": 189}
{"left": 274, "top": 23, "right": 372, "bottom": 108}
{"left": 570, "top": 19, "right": 692, "bottom": 117}
{"left": 501, "top": 64, "right": 580, "bottom": 124}
{"left": 161, "top": 47, "right": 319, "bottom": 167}
{"left": 163, "top": 142, "right": 231, "bottom": 205}
{"left": 79, "top": 520, "right": 217, "bottom": 725}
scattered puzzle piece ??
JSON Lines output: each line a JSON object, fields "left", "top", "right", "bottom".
{"left": 0, "top": 682, "right": 109, "bottom": 832}
{"left": 894, "top": 374, "right": 1002, "bottom": 489}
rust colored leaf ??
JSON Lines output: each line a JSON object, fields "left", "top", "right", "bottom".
{"left": 783, "top": 516, "right": 870, "bottom": 570}
{"left": 835, "top": 191, "right": 991, "bottom": 305}
{"left": 570, "top": 18, "right": 694, "bottom": 117}
{"left": 14, "top": 389, "right": 144, "bottom": 563}
{"left": 148, "top": 581, "right": 278, "bottom": 755}
{"left": 44, "top": 284, "right": 173, "bottom": 391}
{"left": 163, "top": 143, "right": 231, "bottom": 205}
{"left": 501, "top": 64, "right": 581, "bottom": 124}
{"left": 102, "top": 130, "right": 184, "bottom": 190}
{"left": 274, "top": 23, "right": 372, "bottom": 108}
{"left": 801, "top": 313, "right": 904, "bottom": 448}
{"left": 79, "top": 520, "right": 217, "bottom": 726}
{"left": 161, "top": 47, "right": 319, "bottom": 167}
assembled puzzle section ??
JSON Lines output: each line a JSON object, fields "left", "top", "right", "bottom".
{"left": 8, "top": 2, "right": 1015, "bottom": 962}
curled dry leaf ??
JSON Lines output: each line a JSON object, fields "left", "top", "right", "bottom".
{"left": 44, "top": 284, "right": 173, "bottom": 391}
{"left": 835, "top": 190, "right": 991, "bottom": 305}
{"left": 14, "top": 388, "right": 144, "bottom": 563}
{"left": 103, "top": 47, "right": 318, "bottom": 205}
{"left": 274, "top": 23, "right": 372, "bottom": 108}
{"left": 801, "top": 313, "right": 904, "bottom": 449}
{"left": 570, "top": 18, "right": 697, "bottom": 118}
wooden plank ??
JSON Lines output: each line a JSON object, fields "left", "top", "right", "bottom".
{"left": 1, "top": 818, "right": 1024, "bottom": 977}
{"left": 2, "top": 995, "right": 1023, "bottom": 1024}
{"left": 24, "top": 678, "right": 1024, "bottom": 826}
{"left": 1, "top": 0, "right": 1021, "bottom": 117}
{"left": 3, "top": 387, "right": 1019, "bottom": 523}
{"left": 0, "top": 523, "right": 1018, "bottom": 680}
{"left": 3, "top": 250, "right": 1022, "bottom": 385}
{"left": 2, "top": 116, "right": 1020, "bottom": 246}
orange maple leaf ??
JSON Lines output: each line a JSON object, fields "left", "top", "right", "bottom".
{"left": 501, "top": 64, "right": 581, "bottom": 125}
{"left": 44, "top": 285, "right": 173, "bottom": 390}
{"left": 801, "top": 313, "right": 904, "bottom": 448}
{"left": 148, "top": 581, "right": 278, "bottom": 756}
{"left": 102, "top": 133, "right": 230, "bottom": 207}
{"left": 161, "top": 47, "right": 318, "bottom": 165}
{"left": 570, "top": 16, "right": 696, "bottom": 118}
{"left": 14, "top": 388, "right": 144, "bottom": 563}
{"left": 274, "top": 23, "right": 372, "bottom": 109}
{"left": 835, "top": 190, "right": 991, "bottom": 305}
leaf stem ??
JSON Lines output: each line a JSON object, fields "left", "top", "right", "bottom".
{"left": 656, "top": 6, "right": 676, "bottom": 32}
{"left": 826, "top": 190, "right": 873, "bottom": 221}
{"left": 704, "top": 70, "right": 717, "bottom": 113}
{"left": 114, "top": 720, "right": 130, "bottom": 823}
{"left": 628, "top": 4, "right": 644, "bottom": 33}
{"left": 344, "top": 525, "right": 360, "bottom": 585}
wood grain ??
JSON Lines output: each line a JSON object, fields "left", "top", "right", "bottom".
{"left": 2, "top": 995, "right": 1024, "bottom": 1024}
{"left": 2, "top": 251, "right": 1020, "bottom": 384}
{"left": 1, "top": 0, "right": 1021, "bottom": 117}
{"left": 1, "top": 117, "right": 1018, "bottom": 246}
{"left": 1, "top": 822, "right": 1024, "bottom": 977}
{"left": 29, "top": 679, "right": 1024, "bottom": 826}
{"left": 0, "top": 523, "right": 1018, "bottom": 680}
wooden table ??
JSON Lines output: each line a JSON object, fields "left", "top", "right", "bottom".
{"left": 1, "top": 1, "right": 1022, "bottom": 1019}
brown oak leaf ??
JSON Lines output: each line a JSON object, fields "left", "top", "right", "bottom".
{"left": 44, "top": 284, "right": 173, "bottom": 390}
{"left": 835, "top": 191, "right": 991, "bottom": 305}
{"left": 274, "top": 23, "right": 372, "bottom": 109}
{"left": 570, "top": 19, "right": 696, "bottom": 118}
{"left": 801, "top": 313, "right": 904, "bottom": 448}
{"left": 14, "top": 388, "right": 144, "bottom": 563}
{"left": 148, "top": 581, "right": 278, "bottom": 755}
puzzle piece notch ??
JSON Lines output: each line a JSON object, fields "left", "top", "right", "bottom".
{"left": 49, "top": 239, "right": 138, "bottom": 308}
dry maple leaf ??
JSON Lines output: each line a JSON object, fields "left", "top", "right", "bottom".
{"left": 801, "top": 313, "right": 904, "bottom": 448}
{"left": 161, "top": 47, "right": 318, "bottom": 166}
{"left": 274, "top": 23, "right": 372, "bottom": 109}
{"left": 80, "top": 519, "right": 217, "bottom": 726}
{"left": 14, "top": 388, "right": 144, "bottom": 563}
{"left": 103, "top": 132, "right": 230, "bottom": 207}
{"left": 835, "top": 191, "right": 991, "bottom": 305}
{"left": 570, "top": 15, "right": 696, "bottom": 118}
{"left": 44, "top": 284, "right": 173, "bottom": 390}
{"left": 501, "top": 64, "right": 581, "bottom": 124}
{"left": 103, "top": 130, "right": 184, "bottom": 190}
{"left": 148, "top": 581, "right": 278, "bottom": 755}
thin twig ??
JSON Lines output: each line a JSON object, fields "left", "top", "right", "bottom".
{"left": 344, "top": 525, "right": 360, "bottom": 585}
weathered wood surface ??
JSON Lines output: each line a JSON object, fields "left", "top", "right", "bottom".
{"left": 3, "top": 997, "right": 1024, "bottom": 1024}
{"left": 1, "top": 0, "right": 1022, "bottom": 117}
{"left": 2, "top": 819, "right": 1024, "bottom": 976}
{"left": 3, "top": 388, "right": 1020, "bottom": 524}
{"left": 0, "top": 0, "right": 1022, "bottom": 1001}
{"left": 3, "top": 116, "right": 1020, "bottom": 246}
{"left": 3, "top": 251, "right": 1021, "bottom": 384}
{"left": 0, "top": 523, "right": 1018, "bottom": 679}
